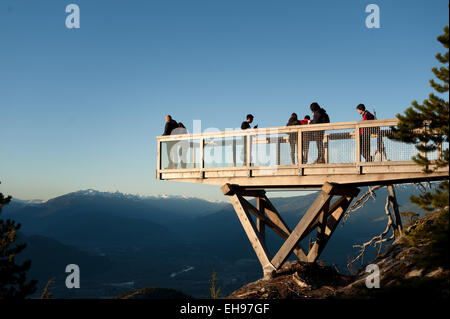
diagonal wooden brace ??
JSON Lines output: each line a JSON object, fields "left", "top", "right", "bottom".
{"left": 229, "top": 194, "right": 276, "bottom": 277}
{"left": 224, "top": 182, "right": 359, "bottom": 276}
{"left": 240, "top": 196, "right": 308, "bottom": 262}
{"left": 307, "top": 194, "right": 356, "bottom": 262}
{"left": 271, "top": 187, "right": 334, "bottom": 269}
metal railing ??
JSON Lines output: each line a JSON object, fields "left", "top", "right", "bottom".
{"left": 156, "top": 119, "right": 448, "bottom": 177}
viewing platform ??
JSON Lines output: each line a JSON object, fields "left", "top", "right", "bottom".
{"left": 156, "top": 118, "right": 448, "bottom": 276}
{"left": 156, "top": 118, "right": 449, "bottom": 189}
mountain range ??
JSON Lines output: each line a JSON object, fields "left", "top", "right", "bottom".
{"left": 3, "top": 184, "right": 429, "bottom": 298}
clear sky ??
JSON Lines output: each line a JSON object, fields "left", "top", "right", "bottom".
{"left": 0, "top": 0, "right": 448, "bottom": 201}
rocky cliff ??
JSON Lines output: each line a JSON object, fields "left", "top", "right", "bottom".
{"left": 228, "top": 209, "right": 449, "bottom": 299}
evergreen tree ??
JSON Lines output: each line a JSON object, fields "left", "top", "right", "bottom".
{"left": 0, "top": 183, "right": 37, "bottom": 298}
{"left": 390, "top": 25, "right": 449, "bottom": 212}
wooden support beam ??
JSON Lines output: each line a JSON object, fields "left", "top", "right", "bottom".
{"left": 221, "top": 183, "right": 239, "bottom": 195}
{"left": 307, "top": 195, "right": 354, "bottom": 262}
{"left": 240, "top": 197, "right": 306, "bottom": 260}
{"left": 226, "top": 182, "right": 360, "bottom": 275}
{"left": 271, "top": 189, "right": 334, "bottom": 269}
{"left": 229, "top": 194, "right": 275, "bottom": 276}
{"left": 387, "top": 185, "right": 403, "bottom": 235}
{"left": 256, "top": 197, "right": 266, "bottom": 248}
{"left": 260, "top": 196, "right": 308, "bottom": 261}
{"left": 221, "top": 184, "right": 266, "bottom": 197}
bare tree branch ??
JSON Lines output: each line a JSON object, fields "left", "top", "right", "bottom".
{"left": 342, "top": 185, "right": 383, "bottom": 224}
{"left": 347, "top": 194, "right": 397, "bottom": 270}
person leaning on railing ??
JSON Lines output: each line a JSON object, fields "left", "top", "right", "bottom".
{"left": 287, "top": 113, "right": 301, "bottom": 165}
{"left": 172, "top": 122, "right": 188, "bottom": 169}
{"left": 163, "top": 115, "right": 179, "bottom": 169}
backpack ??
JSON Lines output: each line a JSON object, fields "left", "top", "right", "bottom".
{"left": 319, "top": 108, "right": 330, "bottom": 123}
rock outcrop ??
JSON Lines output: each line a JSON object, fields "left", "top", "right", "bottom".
{"left": 228, "top": 209, "right": 449, "bottom": 299}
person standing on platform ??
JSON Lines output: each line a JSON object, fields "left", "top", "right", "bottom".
{"left": 240, "top": 114, "right": 257, "bottom": 163}
{"left": 307, "top": 103, "right": 330, "bottom": 164}
{"left": 287, "top": 113, "right": 301, "bottom": 164}
{"left": 162, "top": 115, "right": 179, "bottom": 169}
{"left": 172, "top": 122, "right": 188, "bottom": 169}
{"left": 300, "top": 115, "right": 310, "bottom": 125}
{"left": 299, "top": 115, "right": 311, "bottom": 163}
{"left": 356, "top": 104, "right": 377, "bottom": 162}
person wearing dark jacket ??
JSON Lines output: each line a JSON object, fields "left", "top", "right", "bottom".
{"left": 241, "top": 114, "right": 257, "bottom": 130}
{"left": 163, "top": 115, "right": 179, "bottom": 169}
{"left": 306, "top": 103, "right": 330, "bottom": 164}
{"left": 287, "top": 113, "right": 301, "bottom": 164}
{"left": 163, "top": 115, "right": 178, "bottom": 136}
{"left": 240, "top": 114, "right": 257, "bottom": 163}
{"left": 356, "top": 104, "right": 379, "bottom": 162}
{"left": 172, "top": 122, "right": 188, "bottom": 168}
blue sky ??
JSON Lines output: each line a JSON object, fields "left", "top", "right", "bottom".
{"left": 0, "top": 0, "right": 448, "bottom": 201}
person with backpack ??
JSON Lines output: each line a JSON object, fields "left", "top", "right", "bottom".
{"left": 286, "top": 113, "right": 301, "bottom": 164}
{"left": 172, "top": 122, "right": 188, "bottom": 168}
{"left": 162, "top": 115, "right": 179, "bottom": 169}
{"left": 306, "top": 103, "right": 330, "bottom": 164}
{"left": 356, "top": 104, "right": 378, "bottom": 162}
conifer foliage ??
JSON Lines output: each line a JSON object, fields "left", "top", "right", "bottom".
{"left": 390, "top": 25, "right": 449, "bottom": 212}
{"left": 0, "top": 184, "right": 37, "bottom": 298}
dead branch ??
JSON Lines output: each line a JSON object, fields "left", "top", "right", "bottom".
{"left": 342, "top": 185, "right": 383, "bottom": 224}
{"left": 347, "top": 194, "right": 396, "bottom": 270}
{"left": 414, "top": 182, "right": 427, "bottom": 194}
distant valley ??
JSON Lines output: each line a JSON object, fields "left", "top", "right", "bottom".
{"left": 3, "top": 185, "right": 428, "bottom": 298}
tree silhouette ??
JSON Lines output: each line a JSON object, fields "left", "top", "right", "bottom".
{"left": 0, "top": 183, "right": 37, "bottom": 298}
{"left": 390, "top": 24, "right": 449, "bottom": 212}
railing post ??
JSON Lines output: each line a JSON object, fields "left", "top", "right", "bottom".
{"left": 200, "top": 137, "right": 205, "bottom": 177}
{"left": 276, "top": 137, "right": 281, "bottom": 166}
{"left": 355, "top": 125, "right": 361, "bottom": 170}
{"left": 298, "top": 129, "right": 303, "bottom": 166}
{"left": 156, "top": 139, "right": 161, "bottom": 179}
{"left": 191, "top": 140, "right": 196, "bottom": 168}
{"left": 246, "top": 134, "right": 251, "bottom": 174}
{"left": 232, "top": 137, "right": 237, "bottom": 167}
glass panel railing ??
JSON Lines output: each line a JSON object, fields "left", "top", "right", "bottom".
{"left": 161, "top": 139, "right": 200, "bottom": 169}
{"left": 158, "top": 120, "right": 447, "bottom": 172}
{"left": 204, "top": 137, "right": 246, "bottom": 168}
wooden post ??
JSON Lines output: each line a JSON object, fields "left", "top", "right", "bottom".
{"left": 298, "top": 130, "right": 303, "bottom": 167}
{"left": 355, "top": 125, "right": 361, "bottom": 165}
{"left": 276, "top": 137, "right": 281, "bottom": 166}
{"left": 229, "top": 194, "right": 275, "bottom": 277}
{"left": 256, "top": 197, "right": 266, "bottom": 248}
{"left": 307, "top": 195, "right": 355, "bottom": 262}
{"left": 191, "top": 140, "right": 196, "bottom": 168}
{"left": 156, "top": 140, "right": 161, "bottom": 178}
{"left": 200, "top": 138, "right": 205, "bottom": 177}
{"left": 232, "top": 138, "right": 237, "bottom": 167}
{"left": 271, "top": 184, "right": 334, "bottom": 269}
{"left": 246, "top": 135, "right": 251, "bottom": 170}
{"left": 387, "top": 185, "right": 403, "bottom": 235}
